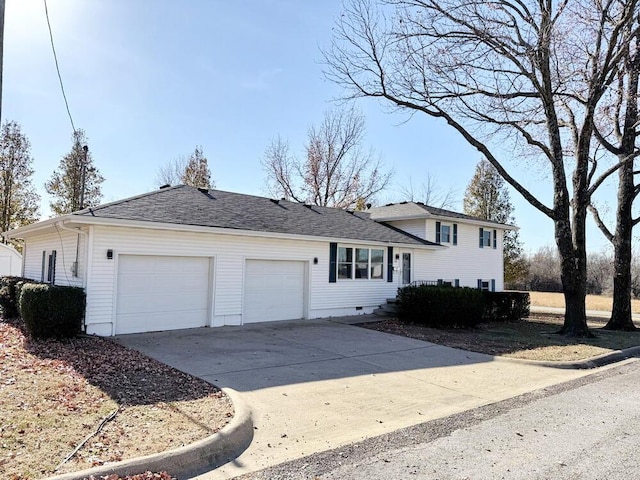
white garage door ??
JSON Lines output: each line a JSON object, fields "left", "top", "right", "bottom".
{"left": 244, "top": 260, "right": 305, "bottom": 323}
{"left": 115, "top": 255, "right": 211, "bottom": 334}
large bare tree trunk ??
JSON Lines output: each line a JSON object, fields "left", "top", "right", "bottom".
{"left": 606, "top": 158, "right": 636, "bottom": 330}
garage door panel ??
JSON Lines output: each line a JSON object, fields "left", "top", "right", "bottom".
{"left": 117, "top": 292, "right": 208, "bottom": 314}
{"left": 244, "top": 260, "right": 305, "bottom": 323}
{"left": 116, "top": 255, "right": 210, "bottom": 334}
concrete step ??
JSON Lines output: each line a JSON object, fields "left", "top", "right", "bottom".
{"left": 377, "top": 303, "right": 399, "bottom": 314}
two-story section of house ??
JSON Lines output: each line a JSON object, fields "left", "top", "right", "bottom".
{"left": 366, "top": 202, "right": 515, "bottom": 291}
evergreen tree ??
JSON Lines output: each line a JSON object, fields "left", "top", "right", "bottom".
{"left": 0, "top": 121, "right": 40, "bottom": 247}
{"left": 181, "top": 146, "right": 213, "bottom": 189}
{"left": 155, "top": 146, "right": 214, "bottom": 189}
{"left": 464, "top": 159, "right": 527, "bottom": 287}
{"left": 45, "top": 129, "right": 104, "bottom": 215}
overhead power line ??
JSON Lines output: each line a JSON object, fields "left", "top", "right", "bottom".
{"left": 43, "top": 0, "right": 76, "bottom": 134}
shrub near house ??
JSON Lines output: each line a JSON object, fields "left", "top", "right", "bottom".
{"left": 0, "top": 276, "right": 33, "bottom": 318}
{"left": 397, "top": 285, "right": 530, "bottom": 327}
{"left": 0, "top": 276, "right": 86, "bottom": 339}
{"left": 397, "top": 285, "right": 484, "bottom": 327}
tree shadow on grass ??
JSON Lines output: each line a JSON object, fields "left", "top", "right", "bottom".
{"left": 362, "top": 315, "right": 640, "bottom": 359}
{"left": 14, "top": 319, "right": 220, "bottom": 407}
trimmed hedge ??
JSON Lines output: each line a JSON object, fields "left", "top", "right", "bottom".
{"left": 482, "top": 291, "right": 530, "bottom": 321}
{"left": 0, "top": 276, "right": 34, "bottom": 319}
{"left": 397, "top": 285, "right": 484, "bottom": 328}
{"left": 20, "top": 283, "right": 86, "bottom": 339}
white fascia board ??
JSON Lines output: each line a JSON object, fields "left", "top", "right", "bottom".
{"left": 7, "top": 215, "right": 444, "bottom": 250}
{"left": 375, "top": 213, "right": 517, "bottom": 231}
{"left": 428, "top": 215, "right": 519, "bottom": 230}
{"left": 370, "top": 214, "right": 429, "bottom": 222}
{"left": 2, "top": 215, "right": 77, "bottom": 238}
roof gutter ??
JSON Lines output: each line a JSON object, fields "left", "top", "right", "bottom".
{"left": 11, "top": 215, "right": 443, "bottom": 250}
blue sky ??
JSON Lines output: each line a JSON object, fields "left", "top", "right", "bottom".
{"left": 5, "top": 0, "right": 621, "bottom": 253}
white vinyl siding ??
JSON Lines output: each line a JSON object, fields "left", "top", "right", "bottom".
{"left": 244, "top": 260, "right": 305, "bottom": 323}
{"left": 22, "top": 229, "right": 85, "bottom": 288}
{"left": 384, "top": 219, "right": 426, "bottom": 239}
{"left": 115, "top": 255, "right": 210, "bottom": 334}
{"left": 412, "top": 220, "right": 504, "bottom": 291}
{"left": 81, "top": 226, "right": 400, "bottom": 335}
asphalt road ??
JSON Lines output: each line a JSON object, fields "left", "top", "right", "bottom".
{"left": 241, "top": 359, "right": 640, "bottom": 480}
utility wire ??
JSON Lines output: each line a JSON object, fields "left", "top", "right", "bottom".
{"left": 43, "top": 0, "right": 76, "bottom": 134}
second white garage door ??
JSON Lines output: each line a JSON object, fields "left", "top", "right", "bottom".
{"left": 115, "top": 255, "right": 211, "bottom": 334}
{"left": 244, "top": 260, "right": 305, "bottom": 323}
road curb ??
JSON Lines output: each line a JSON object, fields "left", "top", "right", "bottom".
{"left": 44, "top": 388, "right": 253, "bottom": 480}
{"left": 495, "top": 345, "right": 640, "bottom": 369}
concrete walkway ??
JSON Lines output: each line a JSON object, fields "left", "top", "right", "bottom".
{"left": 116, "top": 317, "right": 598, "bottom": 479}
{"left": 530, "top": 305, "right": 640, "bottom": 323}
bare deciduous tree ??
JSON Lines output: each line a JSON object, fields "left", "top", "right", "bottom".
{"left": 155, "top": 157, "right": 187, "bottom": 188}
{"left": 588, "top": 21, "right": 640, "bottom": 331}
{"left": 324, "top": 0, "right": 639, "bottom": 336}
{"left": 262, "top": 107, "right": 392, "bottom": 209}
{"left": 395, "top": 174, "right": 456, "bottom": 209}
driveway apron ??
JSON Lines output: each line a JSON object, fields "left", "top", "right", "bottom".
{"left": 116, "top": 317, "right": 593, "bottom": 479}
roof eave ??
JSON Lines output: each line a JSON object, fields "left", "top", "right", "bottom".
{"left": 6, "top": 215, "right": 443, "bottom": 249}
{"left": 371, "top": 213, "right": 516, "bottom": 230}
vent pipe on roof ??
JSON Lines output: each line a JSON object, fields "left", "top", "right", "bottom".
{"left": 159, "top": 184, "right": 171, "bottom": 189}
{"left": 197, "top": 187, "right": 209, "bottom": 194}
{"left": 270, "top": 198, "right": 280, "bottom": 204}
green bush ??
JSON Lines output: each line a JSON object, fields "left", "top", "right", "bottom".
{"left": 397, "top": 285, "right": 484, "bottom": 328}
{"left": 482, "top": 291, "right": 530, "bottom": 321}
{"left": 0, "top": 276, "right": 34, "bottom": 319}
{"left": 20, "top": 283, "right": 86, "bottom": 339}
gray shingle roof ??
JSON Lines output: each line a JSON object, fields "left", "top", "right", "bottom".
{"left": 367, "top": 202, "right": 511, "bottom": 228}
{"left": 73, "top": 185, "right": 437, "bottom": 246}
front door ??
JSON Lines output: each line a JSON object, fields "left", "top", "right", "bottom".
{"left": 402, "top": 252, "right": 412, "bottom": 285}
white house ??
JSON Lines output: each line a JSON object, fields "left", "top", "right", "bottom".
{"left": 4, "top": 186, "right": 513, "bottom": 336}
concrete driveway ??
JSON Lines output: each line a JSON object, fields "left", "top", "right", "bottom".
{"left": 116, "top": 317, "right": 594, "bottom": 479}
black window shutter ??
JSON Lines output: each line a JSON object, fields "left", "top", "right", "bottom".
{"left": 387, "top": 246, "right": 393, "bottom": 282}
{"left": 41, "top": 251, "right": 46, "bottom": 282}
{"left": 491, "top": 279, "right": 496, "bottom": 292}
{"left": 454, "top": 279, "right": 460, "bottom": 287}
{"left": 493, "top": 230, "right": 497, "bottom": 249}
{"left": 435, "top": 221, "right": 441, "bottom": 243}
{"left": 477, "top": 278, "right": 482, "bottom": 289}
{"left": 48, "top": 250, "right": 57, "bottom": 284}
{"left": 479, "top": 228, "right": 484, "bottom": 248}
{"left": 453, "top": 224, "right": 458, "bottom": 245}
{"left": 329, "top": 243, "right": 337, "bottom": 283}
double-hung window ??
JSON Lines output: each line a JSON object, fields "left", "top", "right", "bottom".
{"left": 479, "top": 228, "right": 497, "bottom": 248}
{"left": 338, "top": 246, "right": 354, "bottom": 279}
{"left": 435, "top": 221, "right": 457, "bottom": 245}
{"left": 337, "top": 246, "right": 384, "bottom": 280}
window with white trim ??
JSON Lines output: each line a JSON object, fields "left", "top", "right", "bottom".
{"left": 337, "top": 246, "right": 385, "bottom": 280}
{"left": 481, "top": 230, "right": 491, "bottom": 247}
{"left": 436, "top": 221, "right": 457, "bottom": 245}
{"left": 441, "top": 224, "right": 451, "bottom": 242}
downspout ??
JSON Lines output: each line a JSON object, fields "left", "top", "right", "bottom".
{"left": 55, "top": 222, "right": 90, "bottom": 333}
{"left": 55, "top": 222, "right": 88, "bottom": 287}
